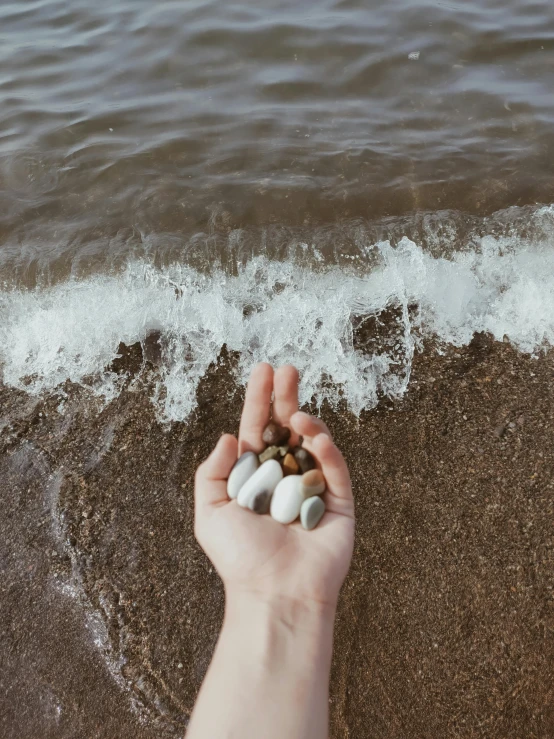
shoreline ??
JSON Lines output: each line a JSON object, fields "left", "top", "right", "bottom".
{"left": 1, "top": 337, "right": 553, "bottom": 737}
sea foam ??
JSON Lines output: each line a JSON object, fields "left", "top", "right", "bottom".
{"left": 1, "top": 229, "right": 553, "bottom": 422}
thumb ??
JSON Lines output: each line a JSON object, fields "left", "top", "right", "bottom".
{"left": 195, "top": 434, "right": 238, "bottom": 510}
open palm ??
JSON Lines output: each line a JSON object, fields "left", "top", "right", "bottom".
{"left": 194, "top": 364, "right": 355, "bottom": 609}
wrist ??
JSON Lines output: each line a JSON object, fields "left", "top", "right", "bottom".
{"left": 225, "top": 586, "right": 337, "bottom": 629}
{"left": 222, "top": 587, "right": 336, "bottom": 676}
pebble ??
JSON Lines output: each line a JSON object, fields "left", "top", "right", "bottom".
{"left": 282, "top": 453, "right": 299, "bottom": 476}
{"left": 300, "top": 469, "right": 326, "bottom": 499}
{"left": 270, "top": 476, "right": 304, "bottom": 524}
{"left": 237, "top": 460, "right": 283, "bottom": 509}
{"left": 292, "top": 446, "right": 316, "bottom": 474}
{"left": 262, "top": 421, "right": 291, "bottom": 446}
{"left": 300, "top": 496, "right": 325, "bottom": 530}
{"left": 259, "top": 445, "right": 288, "bottom": 464}
{"left": 227, "top": 452, "right": 259, "bottom": 499}
{"left": 249, "top": 489, "right": 272, "bottom": 515}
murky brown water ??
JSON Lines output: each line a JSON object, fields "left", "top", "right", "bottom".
{"left": 1, "top": 0, "right": 554, "bottom": 280}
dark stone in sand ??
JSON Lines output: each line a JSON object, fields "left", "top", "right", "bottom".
{"left": 262, "top": 421, "right": 291, "bottom": 446}
{"left": 494, "top": 422, "right": 508, "bottom": 438}
{"left": 292, "top": 446, "right": 316, "bottom": 473}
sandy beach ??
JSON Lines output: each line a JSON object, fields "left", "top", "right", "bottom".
{"left": 1, "top": 336, "right": 552, "bottom": 738}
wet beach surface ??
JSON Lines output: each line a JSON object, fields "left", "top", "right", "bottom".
{"left": 1, "top": 340, "right": 553, "bottom": 738}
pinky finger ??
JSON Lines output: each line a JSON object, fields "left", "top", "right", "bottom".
{"left": 311, "top": 433, "right": 354, "bottom": 517}
{"left": 290, "top": 411, "right": 333, "bottom": 441}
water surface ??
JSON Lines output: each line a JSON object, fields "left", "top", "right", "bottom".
{"left": 1, "top": 0, "right": 553, "bottom": 280}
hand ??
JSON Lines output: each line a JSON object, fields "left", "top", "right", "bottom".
{"left": 194, "top": 364, "right": 355, "bottom": 611}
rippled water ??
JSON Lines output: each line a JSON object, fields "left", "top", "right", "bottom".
{"left": 1, "top": 0, "right": 554, "bottom": 281}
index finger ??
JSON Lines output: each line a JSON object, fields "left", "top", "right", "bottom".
{"left": 238, "top": 363, "right": 274, "bottom": 454}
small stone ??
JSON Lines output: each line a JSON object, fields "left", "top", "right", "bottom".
{"left": 262, "top": 421, "right": 291, "bottom": 446}
{"left": 494, "top": 423, "right": 507, "bottom": 439}
{"left": 227, "top": 452, "right": 259, "bottom": 499}
{"left": 300, "top": 469, "right": 326, "bottom": 499}
{"left": 237, "top": 460, "right": 283, "bottom": 508}
{"left": 300, "top": 496, "right": 325, "bottom": 531}
{"left": 259, "top": 446, "right": 281, "bottom": 463}
{"left": 292, "top": 446, "right": 316, "bottom": 473}
{"left": 259, "top": 445, "right": 289, "bottom": 464}
{"left": 282, "top": 453, "right": 299, "bottom": 476}
{"left": 270, "top": 476, "right": 303, "bottom": 524}
{"left": 250, "top": 489, "right": 272, "bottom": 515}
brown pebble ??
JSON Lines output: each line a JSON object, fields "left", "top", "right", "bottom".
{"left": 283, "top": 453, "right": 300, "bottom": 476}
{"left": 300, "top": 469, "right": 326, "bottom": 498}
{"left": 292, "top": 446, "right": 316, "bottom": 473}
{"left": 494, "top": 423, "right": 507, "bottom": 439}
{"left": 262, "top": 422, "right": 291, "bottom": 446}
{"left": 250, "top": 489, "right": 272, "bottom": 515}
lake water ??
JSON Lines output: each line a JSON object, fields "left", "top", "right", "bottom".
{"left": 1, "top": 0, "right": 554, "bottom": 274}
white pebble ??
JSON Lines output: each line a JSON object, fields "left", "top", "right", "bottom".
{"left": 237, "top": 460, "right": 283, "bottom": 508}
{"left": 227, "top": 452, "right": 259, "bottom": 499}
{"left": 270, "top": 476, "right": 303, "bottom": 524}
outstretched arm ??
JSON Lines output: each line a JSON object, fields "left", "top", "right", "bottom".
{"left": 188, "top": 364, "right": 355, "bottom": 739}
{"left": 189, "top": 569, "right": 336, "bottom": 739}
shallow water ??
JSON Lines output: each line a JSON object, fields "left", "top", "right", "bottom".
{"left": 2, "top": 221, "right": 554, "bottom": 422}
{"left": 1, "top": 0, "right": 554, "bottom": 280}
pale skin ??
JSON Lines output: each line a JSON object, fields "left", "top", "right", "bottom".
{"left": 188, "top": 363, "right": 355, "bottom": 739}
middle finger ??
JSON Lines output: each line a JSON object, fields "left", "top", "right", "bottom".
{"left": 272, "top": 365, "right": 300, "bottom": 446}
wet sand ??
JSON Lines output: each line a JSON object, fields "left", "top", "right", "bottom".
{"left": 1, "top": 337, "right": 553, "bottom": 738}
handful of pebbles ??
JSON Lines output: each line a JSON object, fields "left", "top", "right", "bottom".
{"left": 227, "top": 421, "right": 327, "bottom": 531}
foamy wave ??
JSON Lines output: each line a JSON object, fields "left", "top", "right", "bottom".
{"left": 1, "top": 222, "right": 553, "bottom": 421}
